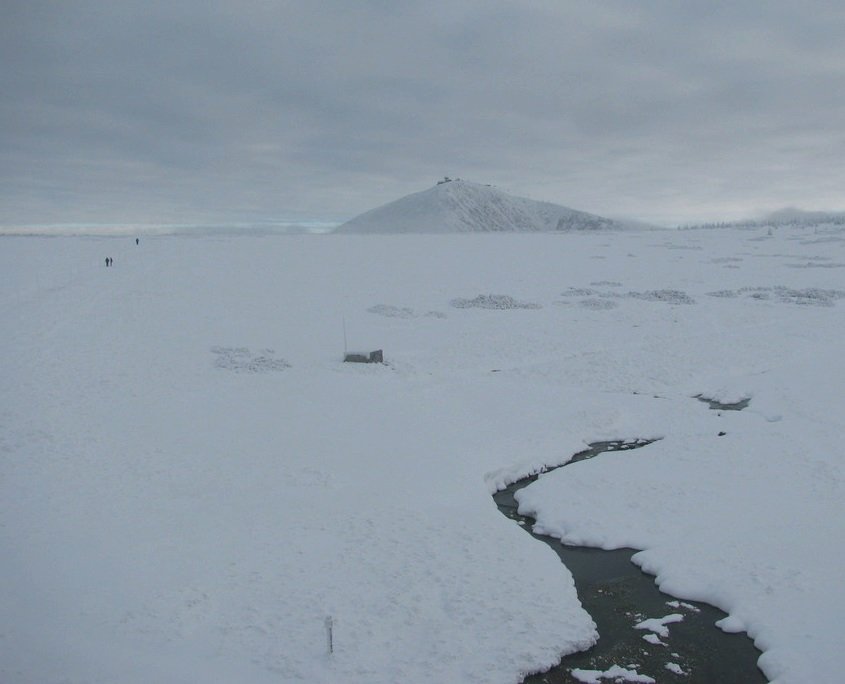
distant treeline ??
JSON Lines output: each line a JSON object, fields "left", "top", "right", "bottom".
{"left": 680, "top": 214, "right": 845, "bottom": 230}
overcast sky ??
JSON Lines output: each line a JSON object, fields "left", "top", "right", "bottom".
{"left": 3, "top": 1, "right": 845, "bottom": 227}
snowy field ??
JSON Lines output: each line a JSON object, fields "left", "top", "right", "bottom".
{"left": 2, "top": 226, "right": 844, "bottom": 683}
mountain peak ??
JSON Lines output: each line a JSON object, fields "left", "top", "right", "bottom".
{"left": 336, "top": 181, "right": 629, "bottom": 234}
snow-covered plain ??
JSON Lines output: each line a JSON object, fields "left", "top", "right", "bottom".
{"left": 2, "top": 225, "right": 843, "bottom": 682}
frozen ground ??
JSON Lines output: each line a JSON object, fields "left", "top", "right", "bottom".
{"left": 1, "top": 225, "right": 843, "bottom": 682}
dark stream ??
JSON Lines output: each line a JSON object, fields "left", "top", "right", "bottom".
{"left": 494, "top": 437, "right": 767, "bottom": 683}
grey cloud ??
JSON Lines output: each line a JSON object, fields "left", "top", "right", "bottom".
{"left": 2, "top": 1, "right": 844, "bottom": 226}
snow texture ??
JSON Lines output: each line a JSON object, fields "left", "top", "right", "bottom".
{"left": 211, "top": 346, "right": 290, "bottom": 373}
{"left": 571, "top": 664, "right": 656, "bottom": 683}
{"left": 336, "top": 179, "right": 635, "bottom": 233}
{"left": 450, "top": 293, "right": 542, "bottom": 310}
{"left": 666, "top": 600, "right": 700, "bottom": 613}
{"left": 706, "top": 285, "right": 845, "bottom": 306}
{"left": 367, "top": 304, "right": 447, "bottom": 319}
{"left": 3, "top": 222, "right": 845, "bottom": 683}
{"left": 634, "top": 613, "right": 685, "bottom": 638}
{"left": 559, "top": 286, "right": 696, "bottom": 305}
{"left": 665, "top": 661, "right": 686, "bottom": 675}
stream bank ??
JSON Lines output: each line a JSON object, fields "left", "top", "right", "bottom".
{"left": 493, "top": 440, "right": 767, "bottom": 683}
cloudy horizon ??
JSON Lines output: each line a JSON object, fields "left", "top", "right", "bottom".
{"left": 3, "top": 1, "right": 844, "bottom": 228}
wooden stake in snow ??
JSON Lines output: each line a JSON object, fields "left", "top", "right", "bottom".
{"left": 325, "top": 615, "right": 334, "bottom": 655}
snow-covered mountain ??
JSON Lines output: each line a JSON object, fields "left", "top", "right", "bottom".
{"left": 336, "top": 179, "right": 632, "bottom": 233}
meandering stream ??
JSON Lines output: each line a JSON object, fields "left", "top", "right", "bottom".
{"left": 494, "top": 436, "right": 767, "bottom": 683}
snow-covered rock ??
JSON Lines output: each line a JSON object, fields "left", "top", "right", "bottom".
{"left": 336, "top": 179, "right": 630, "bottom": 233}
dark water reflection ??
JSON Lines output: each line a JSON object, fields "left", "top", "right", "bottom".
{"left": 494, "top": 440, "right": 767, "bottom": 683}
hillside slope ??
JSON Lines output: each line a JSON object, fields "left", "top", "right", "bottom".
{"left": 337, "top": 179, "right": 629, "bottom": 233}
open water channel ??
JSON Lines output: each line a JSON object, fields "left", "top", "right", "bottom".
{"left": 493, "top": 429, "right": 767, "bottom": 683}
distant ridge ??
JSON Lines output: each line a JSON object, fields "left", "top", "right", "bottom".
{"left": 763, "top": 207, "right": 845, "bottom": 225}
{"left": 683, "top": 207, "right": 845, "bottom": 230}
{"left": 335, "top": 179, "right": 635, "bottom": 234}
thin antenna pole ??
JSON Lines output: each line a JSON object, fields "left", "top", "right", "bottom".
{"left": 325, "top": 615, "right": 334, "bottom": 655}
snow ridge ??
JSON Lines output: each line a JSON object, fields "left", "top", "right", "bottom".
{"left": 336, "top": 180, "right": 628, "bottom": 234}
